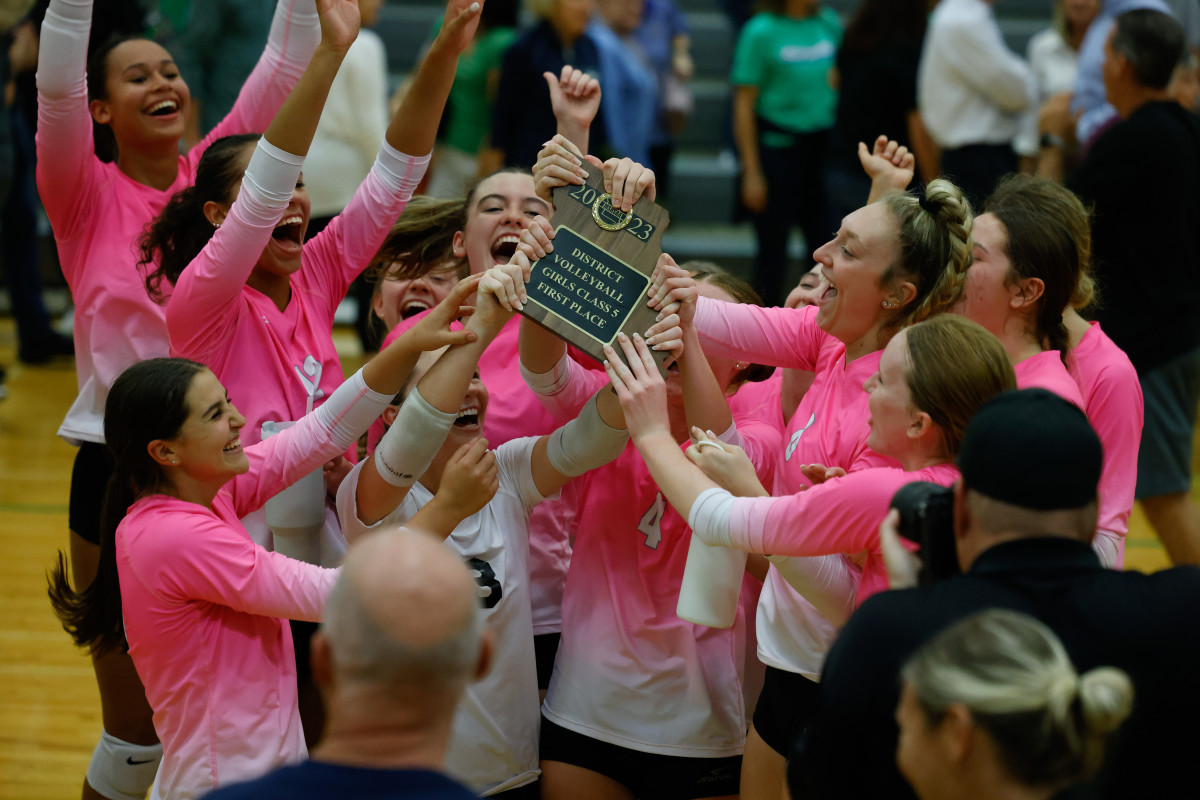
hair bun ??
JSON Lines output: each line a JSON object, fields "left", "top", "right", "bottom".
{"left": 1077, "top": 667, "right": 1134, "bottom": 735}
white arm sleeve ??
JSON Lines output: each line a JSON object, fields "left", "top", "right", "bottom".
{"left": 520, "top": 351, "right": 581, "bottom": 396}
{"left": 372, "top": 142, "right": 432, "bottom": 197}
{"left": 314, "top": 369, "right": 395, "bottom": 451}
{"left": 37, "top": 0, "right": 91, "bottom": 95}
{"left": 239, "top": 138, "right": 306, "bottom": 225}
{"left": 767, "top": 554, "right": 858, "bottom": 627}
{"left": 373, "top": 386, "right": 456, "bottom": 487}
{"left": 266, "top": 0, "right": 321, "bottom": 68}
{"left": 688, "top": 487, "right": 736, "bottom": 547}
{"left": 545, "top": 393, "right": 630, "bottom": 477}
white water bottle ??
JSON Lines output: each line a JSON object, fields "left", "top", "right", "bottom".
{"left": 677, "top": 534, "right": 747, "bottom": 628}
{"left": 261, "top": 421, "right": 325, "bottom": 565}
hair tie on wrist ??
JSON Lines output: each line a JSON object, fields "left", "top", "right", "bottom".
{"left": 918, "top": 195, "right": 939, "bottom": 215}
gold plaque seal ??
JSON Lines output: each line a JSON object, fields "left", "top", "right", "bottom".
{"left": 591, "top": 193, "right": 633, "bottom": 231}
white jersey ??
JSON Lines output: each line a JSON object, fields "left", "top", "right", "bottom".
{"left": 337, "top": 438, "right": 544, "bottom": 795}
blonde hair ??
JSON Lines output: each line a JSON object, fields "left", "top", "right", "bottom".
{"left": 903, "top": 316, "right": 1016, "bottom": 457}
{"left": 903, "top": 609, "right": 1133, "bottom": 790}
{"left": 879, "top": 178, "right": 974, "bottom": 331}
{"left": 365, "top": 196, "right": 468, "bottom": 287}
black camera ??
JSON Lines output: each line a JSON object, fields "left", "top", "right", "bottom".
{"left": 890, "top": 481, "right": 960, "bottom": 586}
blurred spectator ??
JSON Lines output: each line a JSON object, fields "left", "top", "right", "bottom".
{"left": 489, "top": 0, "right": 605, "bottom": 169}
{"left": 918, "top": 0, "right": 1036, "bottom": 208}
{"left": 828, "top": 0, "right": 932, "bottom": 223}
{"left": 631, "top": 0, "right": 691, "bottom": 197}
{"left": 732, "top": 0, "right": 841, "bottom": 307}
{"left": 1045, "top": 10, "right": 1200, "bottom": 567}
{"left": 161, "top": 0, "right": 275, "bottom": 147}
{"left": 426, "top": 0, "right": 519, "bottom": 198}
{"left": 306, "top": 0, "right": 388, "bottom": 233}
{"left": 305, "top": 0, "right": 389, "bottom": 354}
{"left": 1014, "top": 0, "right": 1101, "bottom": 169}
{"left": 589, "top": 0, "right": 656, "bottom": 165}
{"left": 1, "top": 5, "right": 72, "bottom": 364}
{"left": 1069, "top": 0, "right": 1198, "bottom": 146}
{"left": 1170, "top": 48, "right": 1200, "bottom": 109}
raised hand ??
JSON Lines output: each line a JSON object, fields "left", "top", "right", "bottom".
{"left": 404, "top": 274, "right": 481, "bottom": 352}
{"left": 646, "top": 254, "right": 698, "bottom": 321}
{"left": 685, "top": 427, "right": 768, "bottom": 497}
{"left": 858, "top": 134, "right": 914, "bottom": 193}
{"left": 315, "top": 0, "right": 362, "bottom": 53}
{"left": 602, "top": 157, "right": 656, "bottom": 211}
{"left": 479, "top": 255, "right": 532, "bottom": 313}
{"left": 434, "top": 0, "right": 486, "bottom": 56}
{"left": 604, "top": 332, "right": 671, "bottom": 443}
{"left": 799, "top": 463, "right": 846, "bottom": 485}
{"left": 534, "top": 134, "right": 594, "bottom": 205}
{"left": 515, "top": 215, "right": 557, "bottom": 261}
{"left": 438, "top": 438, "right": 500, "bottom": 519}
{"left": 545, "top": 65, "right": 602, "bottom": 139}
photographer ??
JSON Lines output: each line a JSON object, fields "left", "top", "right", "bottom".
{"left": 792, "top": 389, "right": 1200, "bottom": 800}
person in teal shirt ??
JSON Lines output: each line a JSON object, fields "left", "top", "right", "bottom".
{"left": 732, "top": 0, "right": 841, "bottom": 306}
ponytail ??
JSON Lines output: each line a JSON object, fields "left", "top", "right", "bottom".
{"left": 47, "top": 471, "right": 134, "bottom": 655}
{"left": 880, "top": 178, "right": 974, "bottom": 331}
{"left": 140, "top": 134, "right": 261, "bottom": 302}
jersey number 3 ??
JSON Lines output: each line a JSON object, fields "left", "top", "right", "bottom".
{"left": 467, "top": 558, "right": 503, "bottom": 609}
{"left": 638, "top": 493, "right": 665, "bottom": 549}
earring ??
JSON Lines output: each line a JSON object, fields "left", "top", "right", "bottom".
{"left": 883, "top": 300, "right": 896, "bottom": 309}
{"left": 734, "top": 362, "right": 745, "bottom": 370}
{"left": 211, "top": 220, "right": 221, "bottom": 229}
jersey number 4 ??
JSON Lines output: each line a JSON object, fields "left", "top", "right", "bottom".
{"left": 467, "top": 557, "right": 503, "bottom": 609}
{"left": 638, "top": 493, "right": 665, "bottom": 549}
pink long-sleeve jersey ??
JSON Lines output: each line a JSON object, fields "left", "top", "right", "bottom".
{"left": 36, "top": 0, "right": 317, "bottom": 445}
{"left": 168, "top": 158, "right": 425, "bottom": 451}
{"left": 116, "top": 372, "right": 389, "bottom": 800}
{"left": 534, "top": 363, "right": 776, "bottom": 756}
{"left": 724, "top": 463, "right": 959, "bottom": 605}
{"left": 1014, "top": 349, "right": 1085, "bottom": 407}
{"left": 1067, "top": 322, "right": 1143, "bottom": 567}
{"left": 693, "top": 298, "right": 894, "bottom": 678}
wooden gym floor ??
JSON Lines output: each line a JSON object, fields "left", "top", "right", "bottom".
{"left": 0, "top": 318, "right": 1173, "bottom": 799}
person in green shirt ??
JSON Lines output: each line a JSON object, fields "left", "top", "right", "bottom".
{"left": 732, "top": 0, "right": 841, "bottom": 307}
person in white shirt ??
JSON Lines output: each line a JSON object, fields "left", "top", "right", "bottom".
{"left": 1014, "top": 0, "right": 1100, "bottom": 165}
{"left": 917, "top": 0, "right": 1036, "bottom": 205}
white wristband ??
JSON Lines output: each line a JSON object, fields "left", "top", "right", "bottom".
{"left": 687, "top": 487, "right": 736, "bottom": 548}
{"left": 374, "top": 386, "right": 456, "bottom": 487}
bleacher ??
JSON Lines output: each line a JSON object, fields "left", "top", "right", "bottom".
{"left": 375, "top": 0, "right": 1054, "bottom": 278}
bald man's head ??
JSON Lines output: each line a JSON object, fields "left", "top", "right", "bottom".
{"left": 320, "top": 527, "right": 484, "bottom": 695}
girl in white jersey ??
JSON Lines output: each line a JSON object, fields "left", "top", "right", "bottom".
{"left": 38, "top": 0, "right": 319, "bottom": 795}
{"left": 336, "top": 279, "right": 631, "bottom": 796}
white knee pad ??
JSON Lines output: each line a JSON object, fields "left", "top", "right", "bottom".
{"left": 86, "top": 730, "right": 162, "bottom": 800}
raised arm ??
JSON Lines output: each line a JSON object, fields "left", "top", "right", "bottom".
{"left": 166, "top": 0, "right": 359, "bottom": 361}
{"left": 35, "top": 0, "right": 100, "bottom": 240}
{"left": 189, "top": 0, "right": 321, "bottom": 159}
{"left": 232, "top": 275, "right": 481, "bottom": 516}
{"left": 299, "top": 0, "right": 484, "bottom": 301}
{"left": 350, "top": 275, "right": 508, "bottom": 527}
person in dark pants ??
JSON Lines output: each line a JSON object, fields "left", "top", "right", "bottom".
{"left": 731, "top": 0, "right": 841, "bottom": 307}
{"left": 791, "top": 389, "right": 1200, "bottom": 800}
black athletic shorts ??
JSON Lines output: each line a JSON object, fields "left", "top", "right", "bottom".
{"left": 534, "top": 632, "right": 561, "bottom": 690}
{"left": 69, "top": 441, "right": 116, "bottom": 545}
{"left": 751, "top": 666, "right": 822, "bottom": 757}
{"left": 540, "top": 716, "right": 741, "bottom": 799}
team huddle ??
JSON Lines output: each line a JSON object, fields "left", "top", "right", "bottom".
{"left": 31, "top": 0, "right": 1200, "bottom": 799}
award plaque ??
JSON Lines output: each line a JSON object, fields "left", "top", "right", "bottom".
{"left": 519, "top": 162, "right": 671, "bottom": 373}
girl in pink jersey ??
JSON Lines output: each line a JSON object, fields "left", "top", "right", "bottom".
{"left": 46, "top": 277, "right": 477, "bottom": 800}
{"left": 955, "top": 175, "right": 1087, "bottom": 407}
{"left": 606, "top": 315, "right": 1015, "bottom": 613}
{"left": 483, "top": 246, "right": 776, "bottom": 799}
{"left": 37, "top": 0, "right": 319, "bottom": 794}
{"left": 642, "top": 178, "right": 973, "bottom": 800}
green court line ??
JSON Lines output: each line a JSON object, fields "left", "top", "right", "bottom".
{"left": 0, "top": 502, "right": 69, "bottom": 514}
